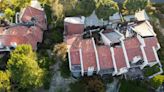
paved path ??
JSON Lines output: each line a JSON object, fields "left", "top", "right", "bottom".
{"left": 49, "top": 61, "right": 77, "bottom": 92}
{"left": 106, "top": 78, "right": 120, "bottom": 92}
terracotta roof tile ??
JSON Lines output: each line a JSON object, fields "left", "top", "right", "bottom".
{"left": 81, "top": 39, "right": 97, "bottom": 71}
{"left": 68, "top": 35, "right": 83, "bottom": 66}
{"left": 0, "top": 25, "right": 43, "bottom": 50}
{"left": 65, "top": 23, "right": 84, "bottom": 35}
{"left": 29, "top": 26, "right": 43, "bottom": 42}
{"left": 114, "top": 47, "right": 127, "bottom": 69}
{"left": 124, "top": 37, "right": 141, "bottom": 48}
{"left": 21, "top": 6, "right": 47, "bottom": 30}
{"left": 97, "top": 46, "right": 113, "bottom": 69}
{"left": 0, "top": 35, "right": 29, "bottom": 46}
{"left": 24, "top": 33, "right": 38, "bottom": 50}
{"left": 70, "top": 49, "right": 81, "bottom": 65}
{"left": 144, "top": 47, "right": 156, "bottom": 62}
{"left": 0, "top": 26, "right": 29, "bottom": 35}
{"left": 144, "top": 37, "right": 158, "bottom": 48}
{"left": 144, "top": 37, "right": 158, "bottom": 63}
{"left": 65, "top": 34, "right": 81, "bottom": 46}
{"left": 124, "top": 37, "right": 143, "bottom": 61}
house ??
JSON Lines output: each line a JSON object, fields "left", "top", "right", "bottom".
{"left": 0, "top": 0, "right": 47, "bottom": 51}
{"left": 64, "top": 10, "right": 163, "bottom": 78}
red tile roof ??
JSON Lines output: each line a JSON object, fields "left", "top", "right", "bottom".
{"left": 0, "top": 26, "right": 29, "bottom": 35}
{"left": 97, "top": 46, "right": 113, "bottom": 69}
{"left": 114, "top": 47, "right": 127, "bottom": 69}
{"left": 126, "top": 48, "right": 143, "bottom": 61}
{"left": 124, "top": 37, "right": 143, "bottom": 61}
{"left": 70, "top": 49, "right": 81, "bottom": 65}
{"left": 144, "top": 47, "right": 156, "bottom": 62}
{"left": 124, "top": 37, "right": 141, "bottom": 48}
{"left": 144, "top": 37, "right": 158, "bottom": 48}
{"left": 81, "top": 39, "right": 97, "bottom": 71}
{"left": 24, "top": 33, "right": 38, "bottom": 49}
{"left": 21, "top": 6, "right": 47, "bottom": 30}
{"left": 144, "top": 37, "right": 158, "bottom": 63}
{"left": 67, "top": 35, "right": 83, "bottom": 65}
{"left": 29, "top": 26, "right": 43, "bottom": 42}
{"left": 0, "top": 26, "right": 43, "bottom": 50}
{"left": 65, "top": 34, "right": 81, "bottom": 47}
{"left": 0, "top": 35, "right": 29, "bottom": 46}
{"left": 65, "top": 23, "right": 84, "bottom": 35}
{"left": 68, "top": 38, "right": 97, "bottom": 71}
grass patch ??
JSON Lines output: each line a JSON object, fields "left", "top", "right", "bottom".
{"left": 120, "top": 80, "right": 148, "bottom": 92}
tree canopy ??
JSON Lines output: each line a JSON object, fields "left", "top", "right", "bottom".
{"left": 76, "top": 0, "right": 96, "bottom": 16}
{"left": 123, "top": 0, "right": 149, "bottom": 14}
{"left": 0, "top": 71, "right": 10, "bottom": 92}
{"left": 4, "top": 8, "right": 15, "bottom": 20}
{"left": 53, "top": 43, "right": 67, "bottom": 61}
{"left": 95, "top": 0, "right": 119, "bottom": 20}
{"left": 50, "top": 0, "right": 119, "bottom": 20}
{"left": 0, "top": 0, "right": 31, "bottom": 21}
{"left": 50, "top": 0, "right": 65, "bottom": 20}
{"left": 85, "top": 76, "right": 105, "bottom": 92}
{"left": 7, "top": 45, "right": 44, "bottom": 89}
{"left": 151, "top": 75, "right": 164, "bottom": 88}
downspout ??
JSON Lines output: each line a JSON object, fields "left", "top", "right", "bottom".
{"left": 79, "top": 48, "right": 84, "bottom": 76}
{"left": 68, "top": 47, "right": 72, "bottom": 71}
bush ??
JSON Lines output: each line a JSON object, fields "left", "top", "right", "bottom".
{"left": 60, "top": 60, "right": 70, "bottom": 78}
{"left": 150, "top": 75, "right": 164, "bottom": 88}
{"left": 69, "top": 76, "right": 105, "bottom": 92}
{"left": 143, "top": 65, "right": 160, "bottom": 77}
{"left": 69, "top": 80, "right": 86, "bottom": 92}
{"left": 120, "top": 80, "right": 147, "bottom": 92}
{"left": 44, "top": 4, "right": 53, "bottom": 24}
{"left": 43, "top": 70, "right": 53, "bottom": 89}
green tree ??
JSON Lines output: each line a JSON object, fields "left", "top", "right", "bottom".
{"left": 53, "top": 43, "right": 67, "bottom": 61}
{"left": 50, "top": 0, "right": 78, "bottom": 20}
{"left": 151, "top": 75, "right": 164, "bottom": 88}
{"left": 85, "top": 76, "right": 105, "bottom": 92}
{"left": 0, "top": 0, "right": 30, "bottom": 12}
{"left": 7, "top": 45, "right": 44, "bottom": 90}
{"left": 38, "top": 0, "right": 50, "bottom": 5}
{"left": 11, "top": 0, "right": 31, "bottom": 9}
{"left": 123, "top": 0, "right": 149, "bottom": 14}
{"left": 76, "top": 0, "right": 96, "bottom": 16}
{"left": 0, "top": 71, "right": 10, "bottom": 92}
{"left": 4, "top": 8, "right": 15, "bottom": 20}
{"left": 50, "top": 0, "right": 64, "bottom": 20}
{"left": 95, "top": 0, "right": 119, "bottom": 20}
{"left": 69, "top": 76, "right": 105, "bottom": 92}
{"left": 0, "top": 0, "right": 10, "bottom": 12}
{"left": 60, "top": 0, "right": 78, "bottom": 16}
